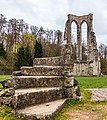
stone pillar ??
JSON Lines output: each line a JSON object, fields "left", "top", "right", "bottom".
{"left": 87, "top": 14, "right": 93, "bottom": 61}
{"left": 66, "top": 20, "right": 71, "bottom": 44}
{"left": 77, "top": 25, "right": 82, "bottom": 61}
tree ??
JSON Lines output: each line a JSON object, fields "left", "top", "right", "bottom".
{"left": 21, "top": 34, "right": 36, "bottom": 55}
{"left": 34, "top": 40, "right": 43, "bottom": 58}
{"left": 0, "top": 42, "right": 6, "bottom": 59}
{"left": 15, "top": 46, "right": 33, "bottom": 70}
{"left": 24, "top": 46, "right": 33, "bottom": 66}
{"left": 101, "top": 58, "right": 107, "bottom": 75}
{"left": 15, "top": 46, "right": 25, "bottom": 70}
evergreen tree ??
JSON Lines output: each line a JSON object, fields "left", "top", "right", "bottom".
{"left": 34, "top": 40, "right": 43, "bottom": 58}
{"left": 0, "top": 43, "right": 6, "bottom": 59}
{"left": 15, "top": 46, "right": 33, "bottom": 70}
{"left": 24, "top": 46, "right": 33, "bottom": 66}
{"left": 15, "top": 46, "right": 25, "bottom": 70}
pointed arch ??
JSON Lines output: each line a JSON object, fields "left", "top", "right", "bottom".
{"left": 71, "top": 20, "right": 78, "bottom": 44}
{"left": 81, "top": 21, "right": 88, "bottom": 60}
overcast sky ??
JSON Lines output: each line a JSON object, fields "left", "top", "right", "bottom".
{"left": 0, "top": 0, "right": 107, "bottom": 45}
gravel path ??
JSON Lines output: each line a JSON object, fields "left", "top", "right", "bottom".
{"left": 88, "top": 88, "right": 107, "bottom": 102}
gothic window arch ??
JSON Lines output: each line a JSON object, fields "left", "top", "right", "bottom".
{"left": 71, "top": 20, "right": 78, "bottom": 44}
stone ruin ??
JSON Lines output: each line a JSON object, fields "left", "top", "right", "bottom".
{"left": 0, "top": 44, "right": 80, "bottom": 120}
{"left": 0, "top": 13, "right": 100, "bottom": 120}
{"left": 64, "top": 13, "right": 101, "bottom": 76}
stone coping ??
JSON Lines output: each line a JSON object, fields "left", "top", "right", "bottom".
{"left": 15, "top": 87, "right": 62, "bottom": 95}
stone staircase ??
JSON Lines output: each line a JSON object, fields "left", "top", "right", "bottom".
{"left": 12, "top": 56, "right": 67, "bottom": 120}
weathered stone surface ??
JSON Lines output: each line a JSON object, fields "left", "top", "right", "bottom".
{"left": 13, "top": 87, "right": 64, "bottom": 110}
{"left": 0, "top": 78, "right": 13, "bottom": 88}
{"left": 63, "top": 75, "right": 81, "bottom": 99}
{"left": 12, "top": 71, "right": 22, "bottom": 76}
{"left": 21, "top": 66, "right": 64, "bottom": 76}
{"left": 88, "top": 88, "right": 107, "bottom": 102}
{"left": 0, "top": 88, "right": 15, "bottom": 106}
{"left": 16, "top": 99, "right": 66, "bottom": 120}
{"left": 64, "top": 13, "right": 101, "bottom": 76}
{"left": 12, "top": 76, "right": 65, "bottom": 89}
{"left": 33, "top": 56, "right": 64, "bottom": 66}
{"left": 0, "top": 88, "right": 15, "bottom": 97}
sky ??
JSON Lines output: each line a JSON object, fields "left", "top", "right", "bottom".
{"left": 0, "top": 0, "right": 107, "bottom": 45}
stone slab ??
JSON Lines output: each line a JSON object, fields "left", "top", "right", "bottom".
{"left": 12, "top": 76, "right": 65, "bottom": 89}
{"left": 16, "top": 99, "right": 66, "bottom": 120}
{"left": 33, "top": 56, "right": 64, "bottom": 66}
{"left": 21, "top": 66, "right": 63, "bottom": 76}
{"left": 88, "top": 88, "right": 107, "bottom": 102}
{"left": 14, "top": 87, "right": 64, "bottom": 109}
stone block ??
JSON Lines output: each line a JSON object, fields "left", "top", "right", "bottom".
{"left": 12, "top": 76, "right": 65, "bottom": 89}
{"left": 33, "top": 56, "right": 64, "bottom": 66}
{"left": 21, "top": 66, "right": 64, "bottom": 76}
{"left": 16, "top": 99, "right": 66, "bottom": 120}
{"left": 13, "top": 87, "right": 64, "bottom": 110}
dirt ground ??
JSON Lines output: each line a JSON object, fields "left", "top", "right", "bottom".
{"left": 63, "top": 104, "right": 107, "bottom": 120}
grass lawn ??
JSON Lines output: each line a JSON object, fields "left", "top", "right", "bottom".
{"left": 54, "top": 76, "right": 107, "bottom": 120}
{"left": 0, "top": 75, "right": 11, "bottom": 81}
{"left": 75, "top": 76, "right": 107, "bottom": 89}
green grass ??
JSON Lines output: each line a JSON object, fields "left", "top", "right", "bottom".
{"left": 0, "top": 106, "right": 20, "bottom": 120}
{"left": 54, "top": 90, "right": 107, "bottom": 120}
{"left": 0, "top": 75, "right": 11, "bottom": 81}
{"left": 75, "top": 76, "right": 107, "bottom": 89}
{"left": 54, "top": 76, "right": 107, "bottom": 120}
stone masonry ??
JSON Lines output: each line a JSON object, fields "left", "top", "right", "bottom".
{"left": 64, "top": 13, "right": 101, "bottom": 76}
{"left": 0, "top": 54, "right": 81, "bottom": 120}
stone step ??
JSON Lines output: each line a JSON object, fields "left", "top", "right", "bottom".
{"left": 21, "top": 66, "right": 63, "bottom": 76}
{"left": 13, "top": 87, "right": 64, "bottom": 110}
{"left": 33, "top": 56, "right": 63, "bottom": 66}
{"left": 16, "top": 99, "right": 66, "bottom": 120}
{"left": 12, "top": 76, "right": 65, "bottom": 89}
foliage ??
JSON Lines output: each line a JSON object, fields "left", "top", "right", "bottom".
{"left": 6, "top": 52, "right": 17, "bottom": 72}
{"left": 101, "top": 58, "right": 107, "bottom": 75}
{"left": 15, "top": 46, "right": 25, "bottom": 70}
{"left": 43, "top": 44, "right": 61, "bottom": 57}
{"left": 24, "top": 46, "right": 33, "bottom": 66}
{"left": 34, "top": 40, "right": 43, "bottom": 58}
{"left": 0, "top": 106, "right": 20, "bottom": 120}
{"left": 0, "top": 43, "right": 6, "bottom": 59}
{"left": 22, "top": 34, "right": 36, "bottom": 55}
{"left": 15, "top": 46, "right": 33, "bottom": 70}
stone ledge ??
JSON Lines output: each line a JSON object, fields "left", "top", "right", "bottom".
{"left": 13, "top": 87, "right": 64, "bottom": 109}
{"left": 16, "top": 99, "right": 66, "bottom": 120}
{"left": 21, "top": 66, "right": 64, "bottom": 76}
{"left": 12, "top": 76, "right": 65, "bottom": 89}
{"left": 33, "top": 56, "right": 64, "bottom": 66}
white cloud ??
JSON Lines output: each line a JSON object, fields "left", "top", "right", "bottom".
{"left": 0, "top": 0, "right": 107, "bottom": 45}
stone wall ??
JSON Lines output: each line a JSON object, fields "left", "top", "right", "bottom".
{"left": 63, "top": 13, "right": 101, "bottom": 76}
